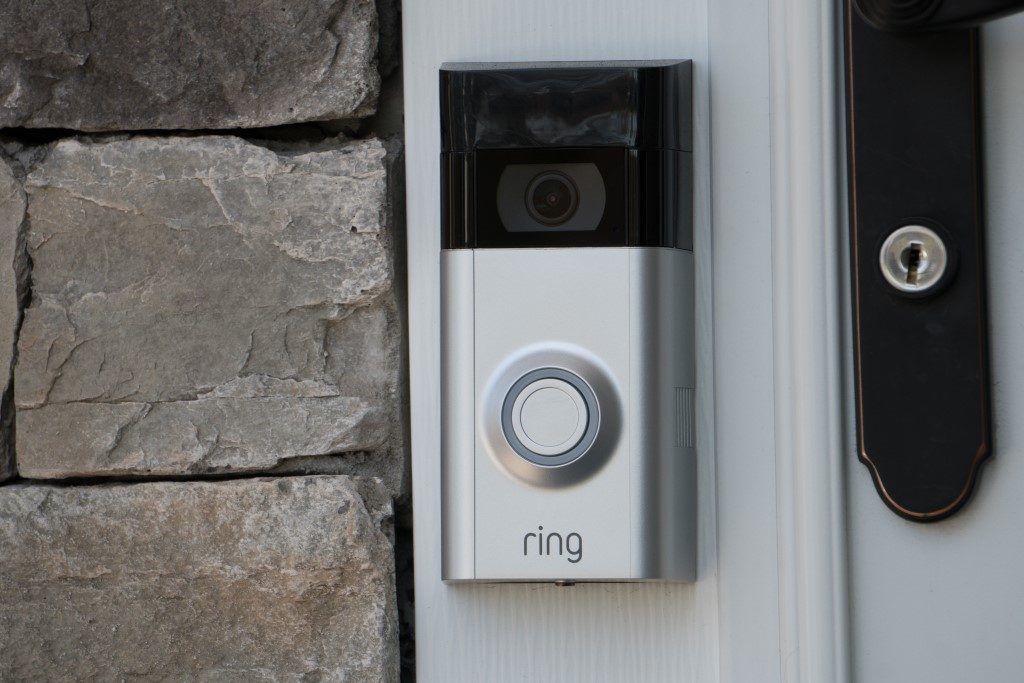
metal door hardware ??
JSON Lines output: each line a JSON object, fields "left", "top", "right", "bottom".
{"left": 845, "top": 0, "right": 1024, "bottom": 521}
{"left": 855, "top": 0, "right": 1024, "bottom": 31}
{"left": 878, "top": 224, "right": 950, "bottom": 295}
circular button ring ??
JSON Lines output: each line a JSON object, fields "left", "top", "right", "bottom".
{"left": 510, "top": 378, "right": 589, "bottom": 455}
{"left": 500, "top": 367, "right": 601, "bottom": 468}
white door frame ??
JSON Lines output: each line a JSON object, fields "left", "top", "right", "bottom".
{"left": 767, "top": 0, "right": 849, "bottom": 680}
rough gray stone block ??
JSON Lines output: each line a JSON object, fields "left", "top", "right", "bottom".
{"left": 0, "top": 155, "right": 26, "bottom": 482}
{"left": 0, "top": 475, "right": 399, "bottom": 681}
{"left": 0, "top": 0, "right": 381, "bottom": 131}
{"left": 15, "top": 135, "right": 404, "bottom": 489}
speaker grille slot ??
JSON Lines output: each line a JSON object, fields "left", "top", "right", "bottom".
{"left": 675, "top": 387, "right": 695, "bottom": 448}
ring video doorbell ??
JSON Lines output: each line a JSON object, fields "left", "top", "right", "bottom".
{"left": 441, "top": 60, "right": 695, "bottom": 582}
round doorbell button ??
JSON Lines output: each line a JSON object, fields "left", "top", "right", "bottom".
{"left": 484, "top": 349, "right": 621, "bottom": 485}
{"left": 501, "top": 367, "right": 601, "bottom": 467}
{"left": 510, "top": 378, "right": 589, "bottom": 455}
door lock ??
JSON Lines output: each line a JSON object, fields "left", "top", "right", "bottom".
{"left": 878, "top": 224, "right": 950, "bottom": 296}
{"left": 845, "top": 0, "right": 1024, "bottom": 520}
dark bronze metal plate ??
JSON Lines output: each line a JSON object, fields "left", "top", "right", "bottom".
{"left": 844, "top": 0, "right": 991, "bottom": 521}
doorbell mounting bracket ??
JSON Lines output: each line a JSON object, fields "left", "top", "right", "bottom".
{"left": 440, "top": 60, "right": 696, "bottom": 582}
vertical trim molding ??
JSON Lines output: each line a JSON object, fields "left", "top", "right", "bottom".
{"left": 403, "top": 1, "right": 720, "bottom": 680}
{"left": 768, "top": 0, "right": 851, "bottom": 681}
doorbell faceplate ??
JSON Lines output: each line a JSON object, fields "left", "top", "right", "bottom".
{"left": 440, "top": 60, "right": 695, "bottom": 582}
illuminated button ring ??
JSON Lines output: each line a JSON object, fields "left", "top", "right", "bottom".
{"left": 501, "top": 368, "right": 600, "bottom": 467}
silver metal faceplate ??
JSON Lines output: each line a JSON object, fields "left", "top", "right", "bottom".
{"left": 441, "top": 247, "right": 696, "bottom": 582}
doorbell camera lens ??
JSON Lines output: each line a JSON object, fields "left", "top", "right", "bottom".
{"left": 494, "top": 161, "right": 607, "bottom": 234}
{"left": 527, "top": 172, "right": 579, "bottom": 225}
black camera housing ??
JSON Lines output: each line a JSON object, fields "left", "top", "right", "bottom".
{"left": 440, "top": 60, "right": 693, "bottom": 250}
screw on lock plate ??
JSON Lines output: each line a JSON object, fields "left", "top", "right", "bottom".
{"left": 879, "top": 224, "right": 949, "bottom": 295}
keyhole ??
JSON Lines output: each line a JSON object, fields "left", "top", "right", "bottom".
{"left": 901, "top": 241, "right": 924, "bottom": 285}
{"left": 879, "top": 225, "right": 947, "bottom": 295}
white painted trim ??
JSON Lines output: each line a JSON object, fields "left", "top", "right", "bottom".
{"left": 707, "top": 0, "right": 782, "bottom": 679}
{"left": 767, "top": 0, "right": 850, "bottom": 681}
{"left": 403, "top": 0, "right": 853, "bottom": 679}
{"left": 402, "top": 2, "right": 720, "bottom": 680}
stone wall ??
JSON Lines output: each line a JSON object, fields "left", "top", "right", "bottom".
{"left": 0, "top": 1, "right": 407, "bottom": 680}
